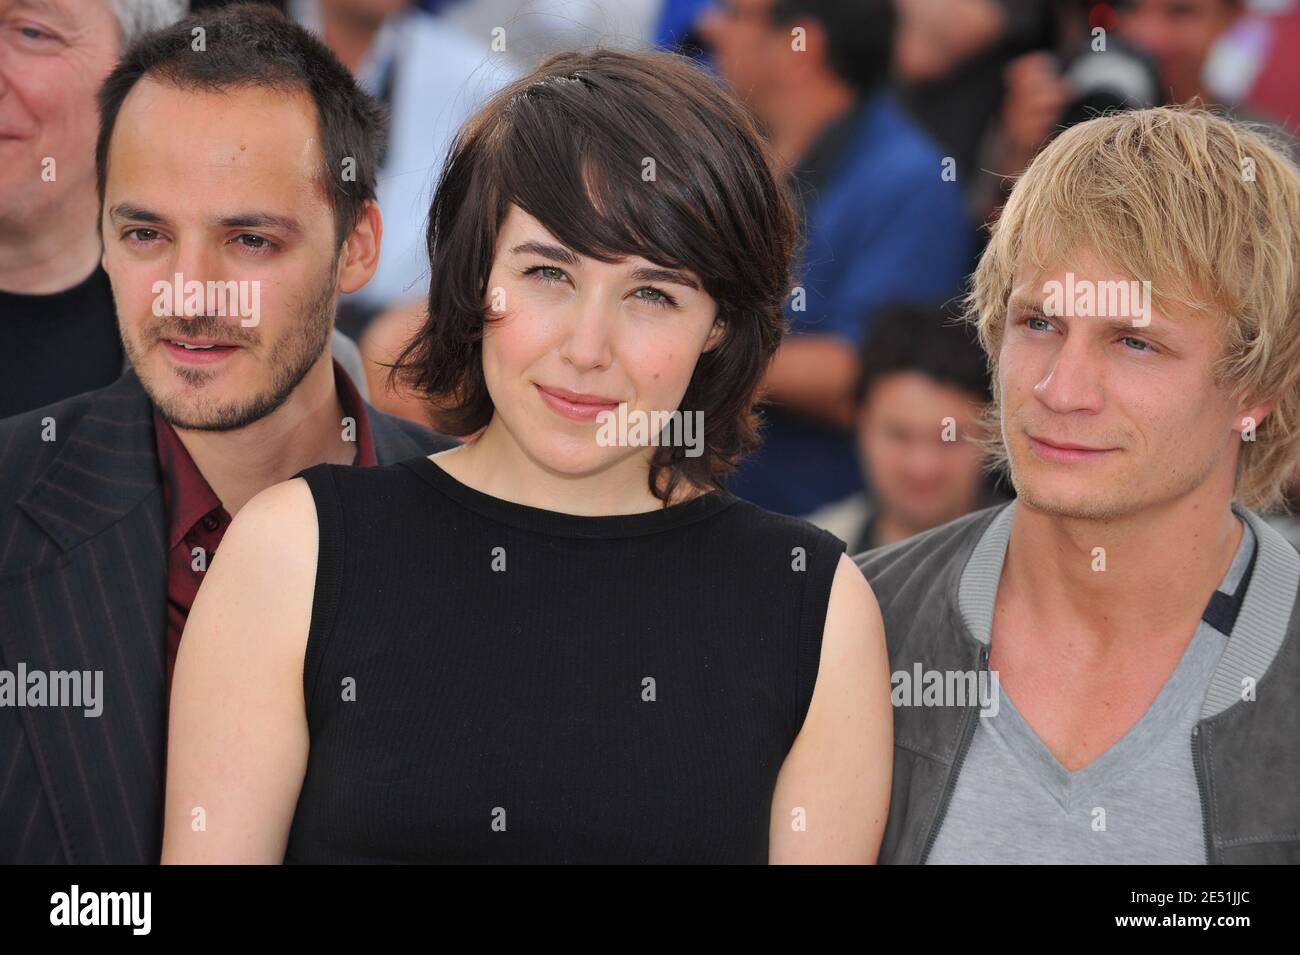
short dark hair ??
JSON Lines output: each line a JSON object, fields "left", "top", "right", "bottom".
{"left": 769, "top": 0, "right": 896, "bottom": 94}
{"left": 856, "top": 301, "right": 992, "bottom": 405}
{"left": 392, "top": 48, "right": 800, "bottom": 504}
{"left": 96, "top": 1, "right": 384, "bottom": 251}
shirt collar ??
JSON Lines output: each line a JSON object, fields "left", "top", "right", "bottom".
{"left": 153, "top": 406, "right": 223, "bottom": 553}
{"left": 337, "top": 356, "right": 378, "bottom": 467}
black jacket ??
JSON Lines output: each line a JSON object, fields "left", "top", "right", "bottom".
{"left": 0, "top": 368, "right": 452, "bottom": 863}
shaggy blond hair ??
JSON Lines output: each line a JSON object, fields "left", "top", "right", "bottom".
{"left": 966, "top": 106, "right": 1300, "bottom": 511}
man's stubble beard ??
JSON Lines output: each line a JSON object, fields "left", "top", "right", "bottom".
{"left": 124, "top": 266, "right": 339, "bottom": 432}
{"left": 1005, "top": 429, "right": 1223, "bottom": 523}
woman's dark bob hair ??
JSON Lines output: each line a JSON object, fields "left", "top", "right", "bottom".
{"left": 392, "top": 48, "right": 799, "bottom": 503}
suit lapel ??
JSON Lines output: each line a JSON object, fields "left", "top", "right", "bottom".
{"left": 369, "top": 405, "right": 441, "bottom": 463}
{"left": 0, "top": 384, "right": 439, "bottom": 863}
{"left": 0, "top": 370, "right": 168, "bottom": 863}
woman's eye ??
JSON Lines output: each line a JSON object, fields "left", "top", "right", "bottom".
{"left": 1120, "top": 335, "right": 1151, "bottom": 351}
{"left": 1025, "top": 315, "right": 1052, "bottom": 331}
{"left": 633, "top": 286, "right": 678, "bottom": 309}
{"left": 525, "top": 265, "right": 567, "bottom": 284}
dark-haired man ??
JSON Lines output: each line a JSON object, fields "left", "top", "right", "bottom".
{"left": 698, "top": 0, "right": 974, "bottom": 516}
{"left": 0, "top": 0, "right": 372, "bottom": 418}
{"left": 807, "top": 302, "right": 1008, "bottom": 552}
{"left": 0, "top": 3, "right": 453, "bottom": 864}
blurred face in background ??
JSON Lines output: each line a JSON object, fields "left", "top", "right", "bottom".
{"left": 857, "top": 371, "right": 986, "bottom": 532}
{"left": 1117, "top": 0, "right": 1239, "bottom": 103}
{"left": 478, "top": 204, "right": 721, "bottom": 484}
{"left": 696, "top": 0, "right": 790, "bottom": 115}
{"left": 0, "top": 0, "right": 119, "bottom": 238}
{"left": 318, "top": 0, "right": 409, "bottom": 28}
{"left": 102, "top": 80, "right": 358, "bottom": 431}
{"left": 893, "top": 0, "right": 1005, "bottom": 83}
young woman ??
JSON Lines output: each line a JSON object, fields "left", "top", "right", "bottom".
{"left": 163, "top": 49, "right": 893, "bottom": 864}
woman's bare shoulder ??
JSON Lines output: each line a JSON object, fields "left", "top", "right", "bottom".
{"left": 187, "top": 476, "right": 320, "bottom": 663}
{"left": 223, "top": 476, "right": 319, "bottom": 562}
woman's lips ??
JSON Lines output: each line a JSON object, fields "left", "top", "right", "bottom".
{"left": 535, "top": 384, "right": 620, "bottom": 422}
{"left": 1028, "top": 435, "right": 1117, "bottom": 464}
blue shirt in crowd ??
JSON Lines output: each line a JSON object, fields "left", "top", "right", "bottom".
{"left": 727, "top": 91, "right": 975, "bottom": 516}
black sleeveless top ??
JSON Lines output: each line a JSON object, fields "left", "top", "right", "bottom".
{"left": 284, "top": 456, "right": 846, "bottom": 864}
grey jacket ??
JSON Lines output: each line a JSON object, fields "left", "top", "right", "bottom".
{"left": 855, "top": 501, "right": 1300, "bottom": 864}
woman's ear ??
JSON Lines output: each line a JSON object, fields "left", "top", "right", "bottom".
{"left": 702, "top": 318, "right": 726, "bottom": 353}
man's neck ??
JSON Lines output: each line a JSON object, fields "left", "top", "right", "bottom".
{"left": 763, "top": 78, "right": 860, "bottom": 174}
{"left": 173, "top": 352, "right": 355, "bottom": 516}
{"left": 0, "top": 193, "right": 103, "bottom": 294}
{"left": 1000, "top": 480, "right": 1244, "bottom": 651}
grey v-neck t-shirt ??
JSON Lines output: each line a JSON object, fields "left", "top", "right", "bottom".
{"left": 927, "top": 516, "right": 1256, "bottom": 865}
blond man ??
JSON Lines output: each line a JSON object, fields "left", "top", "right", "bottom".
{"left": 857, "top": 107, "right": 1300, "bottom": 864}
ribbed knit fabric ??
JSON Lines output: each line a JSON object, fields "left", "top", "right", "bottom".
{"left": 283, "top": 455, "right": 846, "bottom": 863}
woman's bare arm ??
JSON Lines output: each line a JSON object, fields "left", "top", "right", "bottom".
{"left": 768, "top": 553, "right": 893, "bottom": 863}
{"left": 161, "top": 477, "right": 319, "bottom": 863}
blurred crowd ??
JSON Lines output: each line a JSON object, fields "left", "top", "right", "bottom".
{"left": 3, "top": 0, "right": 1299, "bottom": 545}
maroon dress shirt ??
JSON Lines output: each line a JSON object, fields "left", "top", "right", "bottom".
{"left": 154, "top": 360, "right": 377, "bottom": 707}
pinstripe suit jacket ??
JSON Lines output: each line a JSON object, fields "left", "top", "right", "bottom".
{"left": 0, "top": 367, "right": 450, "bottom": 863}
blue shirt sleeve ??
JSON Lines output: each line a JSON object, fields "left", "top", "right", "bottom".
{"left": 789, "top": 159, "right": 973, "bottom": 346}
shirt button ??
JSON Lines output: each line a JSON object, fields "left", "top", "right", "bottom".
{"left": 202, "top": 515, "right": 220, "bottom": 531}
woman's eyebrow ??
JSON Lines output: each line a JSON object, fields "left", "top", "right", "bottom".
{"left": 509, "top": 240, "right": 579, "bottom": 265}
{"left": 509, "top": 240, "right": 699, "bottom": 290}
{"left": 630, "top": 266, "right": 699, "bottom": 291}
